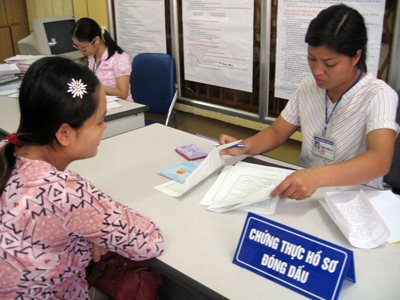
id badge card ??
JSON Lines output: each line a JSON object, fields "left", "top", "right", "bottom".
{"left": 313, "top": 135, "right": 335, "bottom": 161}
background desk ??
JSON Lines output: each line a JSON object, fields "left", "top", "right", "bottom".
{"left": 70, "top": 124, "right": 400, "bottom": 300}
{"left": 0, "top": 96, "right": 148, "bottom": 139}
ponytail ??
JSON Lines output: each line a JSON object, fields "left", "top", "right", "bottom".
{"left": 0, "top": 142, "right": 17, "bottom": 195}
{"left": 103, "top": 30, "right": 123, "bottom": 60}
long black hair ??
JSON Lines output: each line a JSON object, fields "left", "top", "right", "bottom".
{"left": 305, "top": 4, "right": 368, "bottom": 72}
{"left": 0, "top": 56, "right": 100, "bottom": 194}
{"left": 71, "top": 17, "right": 124, "bottom": 60}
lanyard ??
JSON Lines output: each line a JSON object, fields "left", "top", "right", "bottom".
{"left": 93, "top": 57, "right": 101, "bottom": 73}
{"left": 323, "top": 70, "right": 363, "bottom": 136}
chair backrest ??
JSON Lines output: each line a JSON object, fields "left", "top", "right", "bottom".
{"left": 130, "top": 53, "right": 176, "bottom": 115}
{"left": 384, "top": 89, "right": 400, "bottom": 193}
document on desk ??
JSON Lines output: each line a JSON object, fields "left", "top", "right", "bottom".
{"left": 154, "top": 141, "right": 240, "bottom": 197}
{"left": 200, "top": 161, "right": 294, "bottom": 214}
{"left": 319, "top": 190, "right": 397, "bottom": 249}
{"left": 106, "top": 95, "right": 122, "bottom": 109}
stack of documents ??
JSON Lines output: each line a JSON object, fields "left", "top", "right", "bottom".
{"left": 5, "top": 55, "right": 49, "bottom": 77}
{"left": 200, "top": 162, "right": 294, "bottom": 214}
{"left": 319, "top": 190, "right": 400, "bottom": 248}
{"left": 0, "top": 63, "right": 22, "bottom": 97}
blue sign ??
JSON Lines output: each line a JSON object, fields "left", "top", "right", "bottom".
{"left": 233, "top": 212, "right": 355, "bottom": 300}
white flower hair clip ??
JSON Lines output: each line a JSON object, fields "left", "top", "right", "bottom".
{"left": 67, "top": 78, "right": 87, "bottom": 99}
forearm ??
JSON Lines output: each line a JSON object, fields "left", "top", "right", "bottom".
{"left": 244, "top": 128, "right": 287, "bottom": 155}
{"left": 71, "top": 189, "right": 164, "bottom": 260}
{"left": 270, "top": 150, "right": 392, "bottom": 200}
{"left": 219, "top": 116, "right": 298, "bottom": 156}
{"left": 244, "top": 116, "right": 298, "bottom": 155}
{"left": 103, "top": 85, "right": 129, "bottom": 99}
{"left": 312, "top": 150, "right": 393, "bottom": 188}
{"left": 270, "top": 128, "right": 396, "bottom": 200}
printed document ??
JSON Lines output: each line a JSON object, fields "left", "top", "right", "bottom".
{"left": 320, "top": 190, "right": 394, "bottom": 248}
{"left": 200, "top": 161, "right": 294, "bottom": 214}
{"left": 106, "top": 95, "right": 122, "bottom": 109}
{"left": 154, "top": 141, "right": 239, "bottom": 197}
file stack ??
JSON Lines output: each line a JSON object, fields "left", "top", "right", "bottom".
{"left": 5, "top": 54, "right": 48, "bottom": 77}
{"left": 0, "top": 63, "right": 22, "bottom": 97}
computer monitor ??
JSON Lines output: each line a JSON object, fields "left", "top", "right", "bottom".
{"left": 18, "top": 15, "right": 83, "bottom": 60}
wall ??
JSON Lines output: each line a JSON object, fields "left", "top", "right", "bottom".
{"left": 74, "top": 0, "right": 109, "bottom": 31}
{"left": 25, "top": 0, "right": 74, "bottom": 30}
{"left": 0, "top": 0, "right": 29, "bottom": 62}
{"left": 25, "top": 0, "right": 109, "bottom": 31}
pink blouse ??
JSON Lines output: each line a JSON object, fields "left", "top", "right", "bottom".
{"left": 0, "top": 152, "right": 164, "bottom": 299}
{"left": 88, "top": 48, "right": 133, "bottom": 102}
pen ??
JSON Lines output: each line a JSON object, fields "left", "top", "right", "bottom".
{"left": 214, "top": 143, "right": 249, "bottom": 148}
{"left": 230, "top": 144, "right": 249, "bottom": 148}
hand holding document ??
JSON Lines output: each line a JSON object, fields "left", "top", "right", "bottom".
{"left": 155, "top": 140, "right": 240, "bottom": 197}
{"left": 319, "top": 190, "right": 399, "bottom": 248}
{"left": 200, "top": 161, "right": 294, "bottom": 214}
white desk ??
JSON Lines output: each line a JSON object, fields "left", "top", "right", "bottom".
{"left": 69, "top": 124, "right": 400, "bottom": 300}
{"left": 0, "top": 96, "right": 148, "bottom": 139}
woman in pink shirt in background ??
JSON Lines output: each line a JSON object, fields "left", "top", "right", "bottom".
{"left": 71, "top": 18, "right": 133, "bottom": 102}
{"left": 0, "top": 57, "right": 163, "bottom": 299}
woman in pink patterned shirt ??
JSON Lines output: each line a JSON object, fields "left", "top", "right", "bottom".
{"left": 71, "top": 18, "right": 133, "bottom": 102}
{"left": 0, "top": 57, "right": 164, "bottom": 299}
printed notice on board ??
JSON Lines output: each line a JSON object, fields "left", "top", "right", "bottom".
{"left": 114, "top": 0, "right": 167, "bottom": 61}
{"left": 274, "top": 0, "right": 386, "bottom": 100}
{"left": 182, "top": 0, "right": 254, "bottom": 92}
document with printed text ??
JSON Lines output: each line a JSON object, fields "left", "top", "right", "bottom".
{"left": 200, "top": 161, "right": 294, "bottom": 214}
{"left": 319, "top": 190, "right": 396, "bottom": 249}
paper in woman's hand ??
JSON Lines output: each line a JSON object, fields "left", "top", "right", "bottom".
{"left": 155, "top": 140, "right": 240, "bottom": 197}
{"left": 201, "top": 162, "right": 294, "bottom": 214}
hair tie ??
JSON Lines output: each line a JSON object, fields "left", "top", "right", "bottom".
{"left": 7, "top": 133, "right": 23, "bottom": 147}
{"left": 100, "top": 25, "right": 106, "bottom": 35}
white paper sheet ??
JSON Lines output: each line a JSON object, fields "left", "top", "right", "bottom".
{"left": 201, "top": 161, "right": 294, "bottom": 214}
{"left": 0, "top": 63, "right": 20, "bottom": 74}
{"left": 106, "top": 95, "right": 120, "bottom": 102}
{"left": 105, "top": 96, "right": 122, "bottom": 109}
{"left": 114, "top": 0, "right": 167, "bottom": 61}
{"left": 320, "top": 190, "right": 392, "bottom": 249}
{"left": 154, "top": 140, "right": 240, "bottom": 197}
{"left": 275, "top": 0, "right": 386, "bottom": 100}
{"left": 182, "top": 0, "right": 254, "bottom": 92}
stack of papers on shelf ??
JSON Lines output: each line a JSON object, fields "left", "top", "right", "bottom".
{"left": 319, "top": 190, "right": 400, "bottom": 248}
{"left": 155, "top": 140, "right": 240, "bottom": 197}
{"left": 0, "top": 63, "right": 22, "bottom": 97}
{"left": 200, "top": 162, "right": 294, "bottom": 214}
{"left": 5, "top": 55, "right": 49, "bottom": 77}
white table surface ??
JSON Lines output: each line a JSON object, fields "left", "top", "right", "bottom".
{"left": 0, "top": 96, "right": 147, "bottom": 139}
{"left": 69, "top": 124, "right": 400, "bottom": 300}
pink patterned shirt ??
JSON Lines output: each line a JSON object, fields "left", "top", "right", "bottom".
{"left": 88, "top": 48, "right": 133, "bottom": 102}
{"left": 0, "top": 150, "right": 164, "bottom": 299}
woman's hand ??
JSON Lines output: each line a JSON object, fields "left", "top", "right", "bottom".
{"left": 270, "top": 168, "right": 322, "bottom": 200}
{"left": 92, "top": 243, "right": 109, "bottom": 262}
{"left": 219, "top": 134, "right": 249, "bottom": 156}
